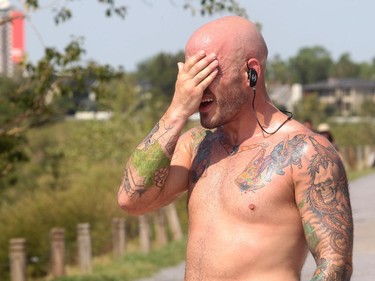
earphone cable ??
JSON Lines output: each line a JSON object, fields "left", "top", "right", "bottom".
{"left": 251, "top": 87, "right": 293, "bottom": 135}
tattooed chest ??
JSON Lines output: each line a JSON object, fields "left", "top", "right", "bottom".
{"left": 191, "top": 134, "right": 307, "bottom": 194}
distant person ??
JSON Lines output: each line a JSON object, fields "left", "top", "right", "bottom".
{"left": 303, "top": 118, "right": 315, "bottom": 132}
{"left": 317, "top": 123, "right": 339, "bottom": 150}
{"left": 117, "top": 16, "right": 353, "bottom": 280}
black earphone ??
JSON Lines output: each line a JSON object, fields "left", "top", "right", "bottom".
{"left": 247, "top": 67, "right": 294, "bottom": 135}
{"left": 248, "top": 68, "right": 258, "bottom": 88}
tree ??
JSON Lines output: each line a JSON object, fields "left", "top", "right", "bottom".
{"left": 359, "top": 97, "right": 375, "bottom": 117}
{"left": 289, "top": 46, "right": 333, "bottom": 84}
{"left": 136, "top": 51, "right": 185, "bottom": 100}
{"left": 331, "top": 53, "right": 359, "bottom": 78}
{"left": 293, "top": 92, "right": 328, "bottom": 126}
{"left": 266, "top": 54, "right": 291, "bottom": 84}
{"left": 358, "top": 57, "right": 375, "bottom": 80}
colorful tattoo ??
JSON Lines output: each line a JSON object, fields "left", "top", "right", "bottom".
{"left": 235, "top": 134, "right": 307, "bottom": 192}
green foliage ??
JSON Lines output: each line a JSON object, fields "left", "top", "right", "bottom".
{"left": 332, "top": 122, "right": 375, "bottom": 147}
{"left": 267, "top": 46, "right": 375, "bottom": 85}
{"left": 25, "top": 0, "right": 127, "bottom": 24}
{"left": 184, "top": 0, "right": 247, "bottom": 17}
{"left": 136, "top": 51, "right": 185, "bottom": 100}
{"left": 289, "top": 46, "right": 333, "bottom": 84}
{"left": 266, "top": 54, "right": 290, "bottom": 84}
{"left": 0, "top": 77, "right": 30, "bottom": 187}
{"left": 0, "top": 181, "right": 125, "bottom": 279}
{"left": 359, "top": 97, "right": 375, "bottom": 117}
{"left": 331, "top": 53, "right": 360, "bottom": 78}
{"left": 358, "top": 59, "right": 375, "bottom": 80}
{"left": 293, "top": 93, "right": 329, "bottom": 125}
{"left": 0, "top": 37, "right": 122, "bottom": 184}
{"left": 0, "top": 64, "right": 176, "bottom": 277}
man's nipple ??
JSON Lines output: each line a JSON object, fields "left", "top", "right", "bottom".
{"left": 248, "top": 204, "right": 256, "bottom": 211}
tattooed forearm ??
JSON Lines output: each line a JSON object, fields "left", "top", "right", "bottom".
{"left": 130, "top": 140, "right": 171, "bottom": 188}
{"left": 139, "top": 119, "right": 176, "bottom": 154}
{"left": 124, "top": 117, "right": 180, "bottom": 194}
{"left": 120, "top": 168, "right": 147, "bottom": 197}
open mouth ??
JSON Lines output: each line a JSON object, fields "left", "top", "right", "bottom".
{"left": 199, "top": 97, "right": 214, "bottom": 111}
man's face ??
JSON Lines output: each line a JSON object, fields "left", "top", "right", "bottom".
{"left": 185, "top": 34, "right": 249, "bottom": 129}
{"left": 198, "top": 62, "right": 248, "bottom": 129}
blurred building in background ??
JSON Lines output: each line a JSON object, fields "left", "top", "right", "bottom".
{"left": 0, "top": 0, "right": 25, "bottom": 77}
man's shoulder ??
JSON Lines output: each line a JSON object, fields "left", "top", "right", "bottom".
{"left": 271, "top": 123, "right": 341, "bottom": 165}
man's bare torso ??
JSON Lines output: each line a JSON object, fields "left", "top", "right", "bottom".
{"left": 184, "top": 127, "right": 309, "bottom": 281}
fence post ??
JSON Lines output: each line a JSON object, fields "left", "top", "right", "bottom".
{"left": 154, "top": 209, "right": 168, "bottom": 247}
{"left": 347, "top": 146, "right": 356, "bottom": 171}
{"left": 112, "top": 217, "right": 126, "bottom": 258}
{"left": 356, "top": 145, "right": 364, "bottom": 171}
{"left": 139, "top": 215, "right": 151, "bottom": 253}
{"left": 9, "top": 238, "right": 27, "bottom": 281}
{"left": 165, "top": 203, "right": 183, "bottom": 241}
{"left": 50, "top": 228, "right": 65, "bottom": 277}
{"left": 77, "top": 223, "right": 92, "bottom": 274}
{"left": 371, "top": 145, "right": 375, "bottom": 167}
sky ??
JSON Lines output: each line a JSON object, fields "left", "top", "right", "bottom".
{"left": 9, "top": 0, "right": 375, "bottom": 72}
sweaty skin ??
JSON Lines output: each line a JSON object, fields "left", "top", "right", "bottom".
{"left": 118, "top": 16, "right": 353, "bottom": 281}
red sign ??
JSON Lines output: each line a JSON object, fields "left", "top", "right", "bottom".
{"left": 10, "top": 10, "right": 24, "bottom": 63}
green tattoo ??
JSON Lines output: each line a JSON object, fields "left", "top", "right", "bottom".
{"left": 303, "top": 221, "right": 320, "bottom": 252}
{"left": 131, "top": 141, "right": 171, "bottom": 187}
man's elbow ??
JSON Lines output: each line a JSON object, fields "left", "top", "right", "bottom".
{"left": 117, "top": 189, "right": 145, "bottom": 216}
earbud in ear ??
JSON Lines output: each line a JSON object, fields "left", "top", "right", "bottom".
{"left": 248, "top": 68, "right": 258, "bottom": 87}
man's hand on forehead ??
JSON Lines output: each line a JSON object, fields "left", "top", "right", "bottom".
{"left": 170, "top": 51, "right": 218, "bottom": 118}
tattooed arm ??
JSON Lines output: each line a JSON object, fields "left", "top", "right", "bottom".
{"left": 295, "top": 134, "right": 353, "bottom": 280}
{"left": 117, "top": 51, "right": 218, "bottom": 215}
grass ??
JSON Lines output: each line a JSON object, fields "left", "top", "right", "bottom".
{"left": 49, "top": 238, "right": 187, "bottom": 281}
{"left": 347, "top": 167, "right": 375, "bottom": 181}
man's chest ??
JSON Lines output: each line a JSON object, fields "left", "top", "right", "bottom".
{"left": 187, "top": 147, "right": 297, "bottom": 224}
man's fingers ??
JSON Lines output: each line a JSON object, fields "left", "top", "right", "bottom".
{"left": 183, "top": 50, "right": 206, "bottom": 72}
{"left": 184, "top": 52, "right": 217, "bottom": 77}
{"left": 193, "top": 59, "right": 219, "bottom": 86}
{"left": 197, "top": 67, "right": 218, "bottom": 90}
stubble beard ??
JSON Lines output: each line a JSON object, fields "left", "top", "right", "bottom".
{"left": 199, "top": 90, "right": 248, "bottom": 129}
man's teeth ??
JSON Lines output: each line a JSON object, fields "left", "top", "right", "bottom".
{"left": 201, "top": 98, "right": 214, "bottom": 104}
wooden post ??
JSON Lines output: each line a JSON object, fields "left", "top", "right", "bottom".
{"left": 112, "top": 217, "right": 126, "bottom": 258}
{"left": 139, "top": 215, "right": 151, "bottom": 253}
{"left": 370, "top": 145, "right": 375, "bottom": 167}
{"left": 77, "top": 223, "right": 92, "bottom": 273}
{"left": 347, "top": 146, "right": 356, "bottom": 171}
{"left": 340, "top": 146, "right": 349, "bottom": 170}
{"left": 165, "top": 203, "right": 183, "bottom": 241}
{"left": 356, "top": 145, "right": 364, "bottom": 171}
{"left": 154, "top": 209, "right": 168, "bottom": 246}
{"left": 9, "top": 238, "right": 27, "bottom": 281}
{"left": 50, "top": 228, "right": 65, "bottom": 277}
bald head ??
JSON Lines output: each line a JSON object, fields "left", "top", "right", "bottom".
{"left": 185, "top": 16, "right": 268, "bottom": 70}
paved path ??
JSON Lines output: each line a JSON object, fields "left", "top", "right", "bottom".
{"left": 137, "top": 173, "right": 375, "bottom": 281}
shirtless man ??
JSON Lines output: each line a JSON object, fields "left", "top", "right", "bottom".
{"left": 117, "top": 16, "right": 353, "bottom": 281}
